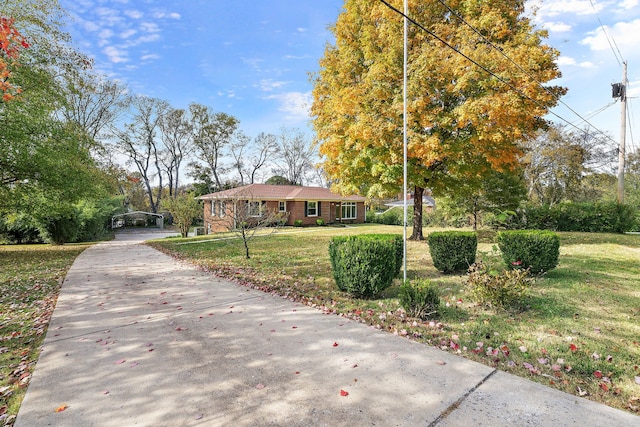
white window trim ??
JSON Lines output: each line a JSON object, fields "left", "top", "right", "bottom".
{"left": 341, "top": 202, "right": 357, "bottom": 220}
{"left": 211, "top": 200, "right": 216, "bottom": 216}
{"left": 248, "top": 201, "right": 263, "bottom": 217}
{"left": 220, "top": 201, "right": 226, "bottom": 218}
{"left": 279, "top": 201, "right": 286, "bottom": 212}
{"left": 307, "top": 201, "right": 318, "bottom": 217}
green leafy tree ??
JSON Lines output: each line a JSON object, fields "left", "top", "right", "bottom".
{"left": 311, "top": 0, "right": 564, "bottom": 240}
{"left": 163, "top": 192, "right": 201, "bottom": 238}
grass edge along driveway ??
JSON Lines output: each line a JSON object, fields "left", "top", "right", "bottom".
{"left": 148, "top": 224, "right": 640, "bottom": 415}
{"left": 0, "top": 243, "right": 89, "bottom": 426}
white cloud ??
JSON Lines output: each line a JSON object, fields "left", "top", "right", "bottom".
{"left": 581, "top": 19, "right": 640, "bottom": 52}
{"left": 140, "top": 53, "right": 160, "bottom": 61}
{"left": 544, "top": 21, "right": 572, "bottom": 33}
{"left": 529, "top": 0, "right": 599, "bottom": 21}
{"left": 103, "top": 46, "right": 128, "bottom": 63}
{"left": 259, "top": 79, "right": 287, "bottom": 92}
{"left": 558, "top": 56, "right": 577, "bottom": 66}
{"left": 124, "top": 10, "right": 143, "bottom": 19}
{"left": 297, "top": 27, "right": 307, "bottom": 33}
{"left": 140, "top": 22, "right": 160, "bottom": 33}
{"left": 265, "top": 91, "right": 312, "bottom": 121}
{"left": 120, "top": 29, "right": 137, "bottom": 39}
{"left": 83, "top": 21, "right": 100, "bottom": 32}
{"left": 619, "top": 0, "right": 639, "bottom": 9}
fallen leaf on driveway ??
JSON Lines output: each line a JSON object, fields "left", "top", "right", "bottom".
{"left": 333, "top": 342, "right": 339, "bottom": 347}
{"left": 340, "top": 390, "right": 349, "bottom": 396}
{"left": 114, "top": 359, "right": 126, "bottom": 364}
{"left": 256, "top": 384, "right": 265, "bottom": 390}
{"left": 54, "top": 404, "right": 68, "bottom": 412}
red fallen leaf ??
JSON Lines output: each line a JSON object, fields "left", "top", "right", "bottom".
{"left": 340, "top": 389, "right": 349, "bottom": 396}
{"left": 114, "top": 359, "right": 126, "bottom": 364}
{"left": 256, "top": 383, "right": 265, "bottom": 390}
{"left": 594, "top": 370, "right": 603, "bottom": 379}
{"left": 103, "top": 390, "right": 109, "bottom": 395}
{"left": 175, "top": 327, "right": 186, "bottom": 331}
{"left": 130, "top": 362, "right": 139, "bottom": 367}
{"left": 569, "top": 344, "right": 578, "bottom": 352}
{"left": 54, "top": 404, "right": 68, "bottom": 412}
{"left": 600, "top": 383, "right": 609, "bottom": 392}
{"left": 333, "top": 342, "right": 339, "bottom": 347}
{"left": 295, "top": 371, "right": 300, "bottom": 374}
{"left": 292, "top": 326, "right": 298, "bottom": 329}
{"left": 436, "top": 360, "right": 447, "bottom": 366}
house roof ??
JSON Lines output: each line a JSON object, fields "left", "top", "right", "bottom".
{"left": 198, "top": 184, "right": 366, "bottom": 202}
{"left": 385, "top": 196, "right": 436, "bottom": 208}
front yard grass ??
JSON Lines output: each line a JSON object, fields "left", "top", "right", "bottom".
{"left": 148, "top": 224, "right": 640, "bottom": 414}
{"left": 0, "top": 244, "right": 88, "bottom": 426}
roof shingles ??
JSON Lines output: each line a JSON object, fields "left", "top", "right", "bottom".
{"left": 199, "top": 184, "right": 365, "bottom": 202}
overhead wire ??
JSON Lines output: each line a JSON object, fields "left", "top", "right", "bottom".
{"left": 589, "top": 0, "right": 624, "bottom": 67}
{"left": 377, "top": 0, "right": 620, "bottom": 149}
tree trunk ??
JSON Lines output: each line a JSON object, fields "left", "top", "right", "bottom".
{"left": 410, "top": 185, "right": 425, "bottom": 241}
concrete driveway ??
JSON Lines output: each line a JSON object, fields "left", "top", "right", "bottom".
{"left": 15, "top": 231, "right": 640, "bottom": 426}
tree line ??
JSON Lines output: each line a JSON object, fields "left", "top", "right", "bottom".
{"left": 1, "top": 0, "right": 319, "bottom": 243}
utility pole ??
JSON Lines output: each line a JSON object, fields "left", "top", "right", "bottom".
{"left": 615, "top": 61, "right": 627, "bottom": 203}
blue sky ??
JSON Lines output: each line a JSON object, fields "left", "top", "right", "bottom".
{"left": 60, "top": 0, "right": 640, "bottom": 156}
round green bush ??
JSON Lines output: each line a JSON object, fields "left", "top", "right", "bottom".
{"left": 497, "top": 230, "right": 560, "bottom": 274}
{"left": 427, "top": 231, "right": 477, "bottom": 273}
{"left": 328, "top": 234, "right": 401, "bottom": 297}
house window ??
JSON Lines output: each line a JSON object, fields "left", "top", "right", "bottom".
{"left": 341, "top": 202, "right": 357, "bottom": 220}
{"left": 306, "top": 201, "right": 318, "bottom": 217}
{"left": 211, "top": 201, "right": 216, "bottom": 216}
{"left": 279, "top": 201, "right": 286, "bottom": 212}
{"left": 248, "top": 201, "right": 263, "bottom": 217}
{"left": 220, "top": 201, "right": 226, "bottom": 218}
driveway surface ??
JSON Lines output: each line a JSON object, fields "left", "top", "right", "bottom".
{"left": 15, "top": 231, "right": 640, "bottom": 426}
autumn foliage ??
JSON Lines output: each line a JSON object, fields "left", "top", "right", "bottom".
{"left": 311, "top": 0, "right": 566, "bottom": 238}
{"left": 0, "top": 17, "right": 29, "bottom": 101}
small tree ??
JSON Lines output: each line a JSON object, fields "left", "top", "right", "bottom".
{"left": 163, "top": 192, "right": 201, "bottom": 238}
{"left": 223, "top": 191, "right": 287, "bottom": 259}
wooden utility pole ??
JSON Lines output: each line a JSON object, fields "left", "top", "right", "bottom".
{"left": 617, "top": 61, "right": 627, "bottom": 203}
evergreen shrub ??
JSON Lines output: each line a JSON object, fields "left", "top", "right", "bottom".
{"left": 427, "top": 231, "right": 477, "bottom": 273}
{"left": 328, "top": 234, "right": 401, "bottom": 297}
{"left": 497, "top": 229, "right": 560, "bottom": 274}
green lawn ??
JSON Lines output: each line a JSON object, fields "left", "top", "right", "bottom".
{"left": 0, "top": 244, "right": 88, "bottom": 425}
{"left": 149, "top": 224, "right": 640, "bottom": 414}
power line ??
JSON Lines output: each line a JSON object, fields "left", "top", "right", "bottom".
{"left": 432, "top": 0, "right": 620, "bottom": 148}
{"left": 377, "top": 0, "right": 619, "bottom": 148}
{"left": 589, "top": 0, "right": 624, "bottom": 66}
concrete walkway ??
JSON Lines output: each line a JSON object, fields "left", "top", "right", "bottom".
{"left": 16, "top": 232, "right": 640, "bottom": 426}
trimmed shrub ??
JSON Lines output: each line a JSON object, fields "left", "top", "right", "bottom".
{"left": 466, "top": 261, "right": 534, "bottom": 308}
{"left": 293, "top": 219, "right": 303, "bottom": 227}
{"left": 514, "top": 202, "right": 638, "bottom": 233}
{"left": 497, "top": 230, "right": 560, "bottom": 274}
{"left": 427, "top": 231, "right": 477, "bottom": 273}
{"left": 399, "top": 279, "right": 440, "bottom": 319}
{"left": 328, "top": 234, "right": 401, "bottom": 297}
{"left": 316, "top": 218, "right": 326, "bottom": 226}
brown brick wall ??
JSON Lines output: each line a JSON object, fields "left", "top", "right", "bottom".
{"left": 203, "top": 199, "right": 365, "bottom": 233}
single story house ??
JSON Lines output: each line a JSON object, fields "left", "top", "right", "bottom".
{"left": 199, "top": 183, "right": 367, "bottom": 233}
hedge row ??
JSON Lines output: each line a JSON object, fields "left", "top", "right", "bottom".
{"left": 513, "top": 202, "right": 638, "bottom": 233}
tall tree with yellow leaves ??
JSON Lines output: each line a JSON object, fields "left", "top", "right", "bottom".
{"left": 311, "top": 0, "right": 565, "bottom": 239}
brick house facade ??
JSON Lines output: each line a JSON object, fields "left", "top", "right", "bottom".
{"left": 199, "top": 184, "right": 366, "bottom": 233}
